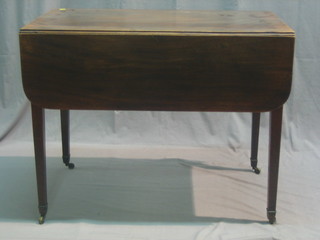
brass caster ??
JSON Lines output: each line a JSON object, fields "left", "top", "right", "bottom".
{"left": 268, "top": 215, "right": 276, "bottom": 224}
{"left": 252, "top": 167, "right": 261, "bottom": 174}
{"left": 38, "top": 216, "right": 45, "bottom": 224}
{"left": 63, "top": 154, "right": 74, "bottom": 169}
{"left": 267, "top": 210, "right": 276, "bottom": 224}
{"left": 67, "top": 162, "right": 75, "bottom": 169}
{"left": 250, "top": 158, "right": 260, "bottom": 174}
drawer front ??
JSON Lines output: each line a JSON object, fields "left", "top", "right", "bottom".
{"left": 20, "top": 33, "right": 294, "bottom": 112}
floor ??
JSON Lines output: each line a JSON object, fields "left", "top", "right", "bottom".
{"left": 0, "top": 143, "right": 319, "bottom": 239}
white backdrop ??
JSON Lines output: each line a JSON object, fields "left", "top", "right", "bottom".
{"left": 0, "top": 0, "right": 320, "bottom": 239}
{"left": 1, "top": 0, "right": 320, "bottom": 151}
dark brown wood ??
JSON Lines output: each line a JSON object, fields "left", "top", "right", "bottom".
{"left": 31, "top": 104, "right": 47, "bottom": 223}
{"left": 250, "top": 112, "right": 261, "bottom": 173}
{"left": 20, "top": 9, "right": 294, "bottom": 112}
{"left": 20, "top": 9, "right": 295, "bottom": 224}
{"left": 20, "top": 34, "right": 294, "bottom": 112}
{"left": 267, "top": 106, "right": 283, "bottom": 224}
{"left": 60, "top": 110, "right": 74, "bottom": 169}
{"left": 20, "top": 9, "right": 294, "bottom": 33}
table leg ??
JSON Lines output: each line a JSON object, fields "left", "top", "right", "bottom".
{"left": 60, "top": 110, "right": 74, "bottom": 169}
{"left": 267, "top": 106, "right": 283, "bottom": 224}
{"left": 31, "top": 104, "right": 48, "bottom": 224}
{"left": 250, "top": 112, "right": 261, "bottom": 174}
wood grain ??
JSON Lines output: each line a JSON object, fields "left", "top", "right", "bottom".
{"left": 20, "top": 9, "right": 295, "bottom": 112}
{"left": 21, "top": 9, "right": 294, "bottom": 35}
{"left": 20, "top": 9, "right": 295, "bottom": 224}
{"left": 20, "top": 33, "right": 294, "bottom": 111}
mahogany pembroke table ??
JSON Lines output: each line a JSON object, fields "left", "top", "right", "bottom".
{"left": 19, "top": 9, "right": 295, "bottom": 224}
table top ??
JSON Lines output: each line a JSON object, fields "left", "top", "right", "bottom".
{"left": 21, "top": 9, "right": 294, "bottom": 36}
{"left": 20, "top": 9, "right": 295, "bottom": 112}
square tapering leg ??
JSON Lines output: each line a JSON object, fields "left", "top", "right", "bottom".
{"left": 60, "top": 110, "right": 74, "bottom": 169}
{"left": 31, "top": 104, "right": 48, "bottom": 224}
{"left": 267, "top": 106, "right": 283, "bottom": 224}
{"left": 251, "top": 112, "right": 261, "bottom": 174}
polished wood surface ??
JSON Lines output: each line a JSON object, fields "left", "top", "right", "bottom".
{"left": 31, "top": 105, "right": 47, "bottom": 221}
{"left": 20, "top": 9, "right": 294, "bottom": 112}
{"left": 20, "top": 9, "right": 295, "bottom": 224}
{"left": 267, "top": 106, "right": 283, "bottom": 223}
{"left": 21, "top": 9, "right": 294, "bottom": 34}
{"left": 250, "top": 112, "right": 261, "bottom": 173}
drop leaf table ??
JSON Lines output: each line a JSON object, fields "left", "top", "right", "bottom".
{"left": 19, "top": 9, "right": 295, "bottom": 224}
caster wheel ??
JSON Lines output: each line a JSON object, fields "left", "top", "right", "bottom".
{"left": 252, "top": 167, "right": 261, "bottom": 174}
{"left": 38, "top": 216, "right": 45, "bottom": 224}
{"left": 67, "top": 163, "right": 75, "bottom": 169}
{"left": 268, "top": 215, "right": 276, "bottom": 224}
{"left": 267, "top": 210, "right": 276, "bottom": 224}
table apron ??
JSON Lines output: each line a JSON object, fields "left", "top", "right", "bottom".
{"left": 20, "top": 33, "right": 294, "bottom": 112}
